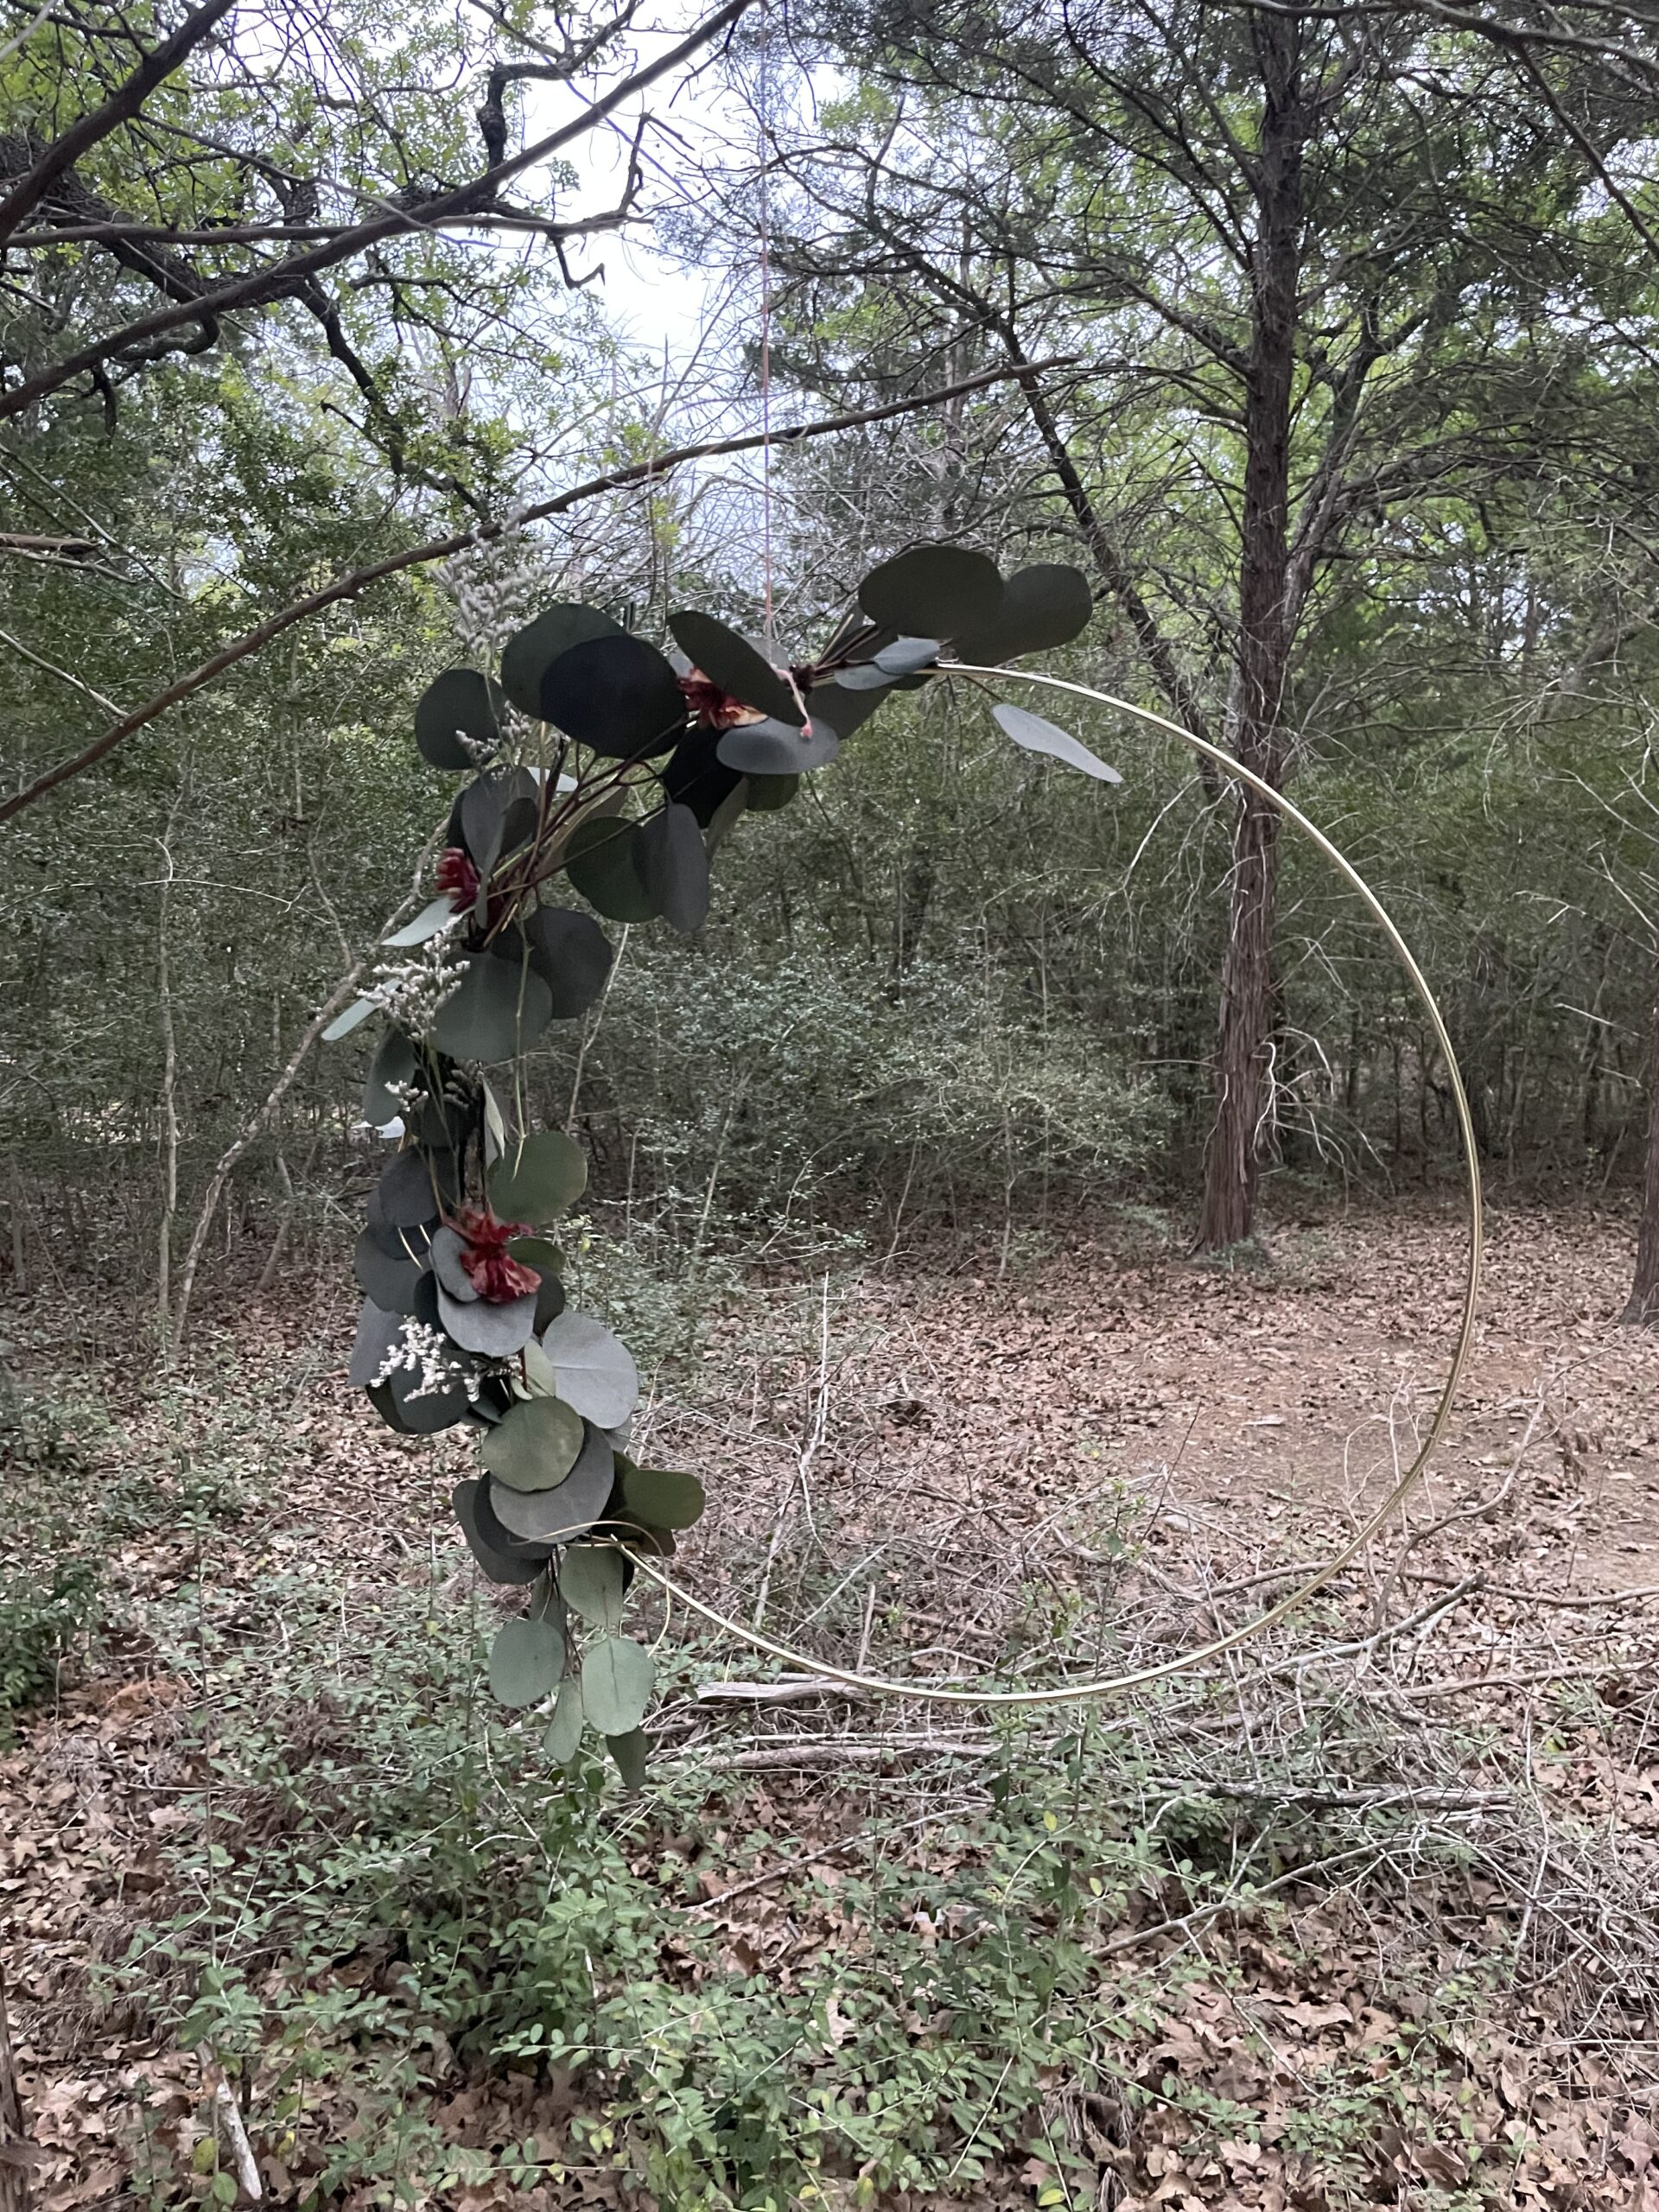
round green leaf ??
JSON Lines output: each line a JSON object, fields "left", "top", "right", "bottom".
{"left": 716, "top": 716, "right": 840, "bottom": 775}
{"left": 453, "top": 1478, "right": 542, "bottom": 1586}
{"left": 540, "top": 1308, "right": 639, "bottom": 1428}
{"left": 480, "top": 1395, "right": 585, "bottom": 1492}
{"left": 487, "top": 1424, "right": 614, "bottom": 1541}
{"left": 437, "top": 1281, "right": 537, "bottom": 1357}
{"left": 620, "top": 1463, "right": 706, "bottom": 1531}
{"left": 500, "top": 604, "right": 624, "bottom": 717}
{"left": 857, "top": 545, "right": 1004, "bottom": 640}
{"left": 541, "top": 634, "right": 687, "bottom": 760}
{"left": 564, "top": 813, "right": 660, "bottom": 922}
{"left": 560, "top": 1543, "right": 627, "bottom": 1630}
{"left": 416, "top": 668, "right": 504, "bottom": 771}
{"left": 524, "top": 906, "right": 613, "bottom": 1018}
{"left": 580, "top": 1636, "right": 655, "bottom": 1736}
{"left": 489, "top": 1615, "right": 565, "bottom": 1708}
{"left": 353, "top": 1228, "right": 427, "bottom": 1313}
{"left": 668, "top": 608, "right": 803, "bottom": 725}
{"left": 543, "top": 1679, "right": 584, "bottom": 1764}
{"left": 746, "top": 772, "right": 800, "bottom": 813}
{"left": 606, "top": 1728, "right": 649, "bottom": 1789}
{"left": 376, "top": 1147, "right": 456, "bottom": 1226}
{"left": 633, "top": 804, "right": 710, "bottom": 935}
{"left": 489, "top": 1129, "right": 588, "bottom": 1224}
{"left": 976, "top": 563, "right": 1093, "bottom": 660}
{"left": 432, "top": 955, "right": 553, "bottom": 1064}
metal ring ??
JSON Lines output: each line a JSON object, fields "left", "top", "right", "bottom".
{"left": 626, "top": 667, "right": 1484, "bottom": 1705}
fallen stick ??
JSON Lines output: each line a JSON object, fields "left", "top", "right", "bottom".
{"left": 696, "top": 1675, "right": 870, "bottom": 1707}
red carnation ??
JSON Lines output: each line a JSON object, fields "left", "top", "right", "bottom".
{"left": 435, "top": 846, "right": 480, "bottom": 908}
{"left": 454, "top": 1205, "right": 539, "bottom": 1302}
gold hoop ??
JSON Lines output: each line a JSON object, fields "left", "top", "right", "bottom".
{"left": 626, "top": 668, "right": 1484, "bottom": 1705}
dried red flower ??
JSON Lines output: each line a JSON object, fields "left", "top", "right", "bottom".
{"left": 454, "top": 1204, "right": 539, "bottom": 1303}
{"left": 679, "top": 669, "right": 758, "bottom": 729}
{"left": 435, "top": 846, "right": 480, "bottom": 907}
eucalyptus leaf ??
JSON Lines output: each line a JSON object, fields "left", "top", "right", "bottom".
{"left": 362, "top": 1030, "right": 417, "bottom": 1126}
{"left": 745, "top": 772, "right": 799, "bottom": 812}
{"left": 858, "top": 544, "right": 1004, "bottom": 639}
{"left": 487, "top": 1423, "right": 613, "bottom": 1541}
{"left": 668, "top": 608, "right": 803, "bottom": 724}
{"left": 992, "top": 701, "right": 1123, "bottom": 783}
{"left": 322, "top": 997, "right": 376, "bottom": 1042}
{"left": 715, "top": 717, "right": 840, "bottom": 775}
{"left": 874, "top": 636, "right": 940, "bottom": 676}
{"left": 560, "top": 1543, "right": 627, "bottom": 1630}
{"left": 540, "top": 1308, "right": 639, "bottom": 1428}
{"left": 347, "top": 1300, "right": 402, "bottom": 1389}
{"left": 385, "top": 896, "right": 460, "bottom": 949}
{"left": 500, "top": 604, "right": 624, "bottom": 717}
{"left": 489, "top": 1616, "right": 565, "bottom": 1708}
{"left": 542, "top": 634, "right": 686, "bottom": 760}
{"left": 580, "top": 1637, "right": 654, "bottom": 1736}
{"left": 474, "top": 1476, "right": 553, "bottom": 1560}
{"left": 353, "top": 1229, "right": 427, "bottom": 1314}
{"left": 480, "top": 1395, "right": 585, "bottom": 1492}
{"left": 375, "top": 1147, "right": 456, "bottom": 1227}
{"left": 620, "top": 1463, "right": 706, "bottom": 1531}
{"left": 524, "top": 906, "right": 613, "bottom": 1018}
{"left": 976, "top": 563, "right": 1094, "bottom": 660}
{"left": 415, "top": 668, "right": 503, "bottom": 770}
{"left": 429, "top": 1224, "right": 479, "bottom": 1302}
{"left": 453, "top": 1478, "right": 542, "bottom": 1586}
{"left": 633, "top": 804, "right": 709, "bottom": 936}
{"left": 564, "top": 813, "right": 659, "bottom": 922}
{"left": 385, "top": 1350, "right": 475, "bottom": 1433}
{"left": 432, "top": 955, "right": 553, "bottom": 1064}
{"left": 490, "top": 1129, "right": 588, "bottom": 1223}
{"left": 543, "top": 1679, "right": 584, "bottom": 1764}
{"left": 659, "top": 728, "right": 746, "bottom": 829}
{"left": 605, "top": 1728, "right": 649, "bottom": 1789}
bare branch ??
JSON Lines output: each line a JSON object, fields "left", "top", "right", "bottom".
{"left": 0, "top": 0, "right": 236, "bottom": 250}
{"left": 0, "top": 354, "right": 1077, "bottom": 826}
{"left": 0, "top": 0, "right": 753, "bottom": 422}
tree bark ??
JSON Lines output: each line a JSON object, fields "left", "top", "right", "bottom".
{"left": 1195, "top": 22, "right": 1305, "bottom": 1254}
{"left": 1622, "top": 952, "right": 1659, "bottom": 1325}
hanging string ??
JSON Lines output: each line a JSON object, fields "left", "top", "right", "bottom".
{"left": 756, "top": 0, "right": 774, "bottom": 656}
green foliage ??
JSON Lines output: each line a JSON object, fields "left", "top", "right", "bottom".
{"left": 105, "top": 1540, "right": 1505, "bottom": 2210}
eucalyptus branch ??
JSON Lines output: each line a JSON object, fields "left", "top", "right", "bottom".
{"left": 0, "top": 356, "right": 1077, "bottom": 827}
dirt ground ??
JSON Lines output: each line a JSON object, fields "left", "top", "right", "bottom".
{"left": 4, "top": 1197, "right": 1659, "bottom": 2209}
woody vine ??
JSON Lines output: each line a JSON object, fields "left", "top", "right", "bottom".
{"left": 330, "top": 543, "right": 1113, "bottom": 1783}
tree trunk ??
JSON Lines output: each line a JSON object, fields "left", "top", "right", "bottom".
{"left": 1196, "top": 23, "right": 1304, "bottom": 1254}
{"left": 1622, "top": 953, "right": 1659, "bottom": 1325}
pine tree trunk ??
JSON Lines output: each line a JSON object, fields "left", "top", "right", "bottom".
{"left": 1200, "top": 789, "right": 1281, "bottom": 1247}
{"left": 1195, "top": 22, "right": 1303, "bottom": 1254}
{"left": 1623, "top": 955, "right": 1659, "bottom": 1325}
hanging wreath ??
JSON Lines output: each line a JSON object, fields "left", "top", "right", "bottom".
{"left": 327, "top": 543, "right": 1103, "bottom": 1783}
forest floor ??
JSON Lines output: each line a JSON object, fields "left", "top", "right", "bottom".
{"left": 3, "top": 1197, "right": 1659, "bottom": 2211}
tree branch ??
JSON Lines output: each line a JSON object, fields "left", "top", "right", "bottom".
{"left": 0, "top": 0, "right": 236, "bottom": 249}
{"left": 0, "top": 0, "right": 752, "bottom": 422}
{"left": 0, "top": 354, "right": 1077, "bottom": 826}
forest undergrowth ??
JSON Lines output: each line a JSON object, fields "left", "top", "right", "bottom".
{"left": 3, "top": 1201, "right": 1658, "bottom": 2212}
